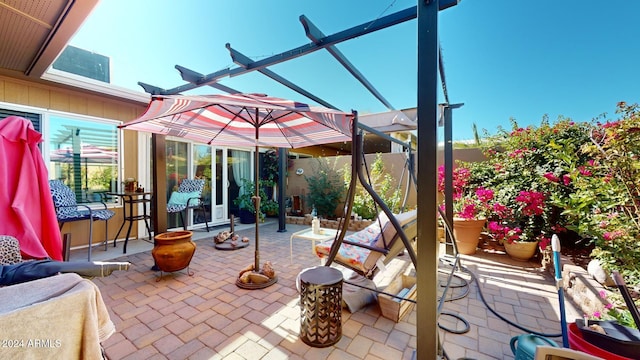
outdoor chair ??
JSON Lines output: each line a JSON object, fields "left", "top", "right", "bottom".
{"left": 314, "top": 210, "right": 418, "bottom": 279}
{"left": 49, "top": 180, "right": 115, "bottom": 261}
{"left": 167, "top": 179, "right": 209, "bottom": 232}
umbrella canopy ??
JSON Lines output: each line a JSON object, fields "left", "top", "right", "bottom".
{"left": 120, "top": 93, "right": 355, "bottom": 288}
{"left": 120, "top": 93, "right": 354, "bottom": 148}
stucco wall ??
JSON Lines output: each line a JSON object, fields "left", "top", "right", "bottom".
{"left": 287, "top": 147, "right": 486, "bottom": 218}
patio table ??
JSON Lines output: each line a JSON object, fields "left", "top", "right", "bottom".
{"left": 107, "top": 191, "right": 153, "bottom": 254}
{"left": 289, "top": 227, "right": 338, "bottom": 264}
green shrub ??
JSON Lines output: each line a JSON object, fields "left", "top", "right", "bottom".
{"left": 305, "top": 159, "right": 345, "bottom": 219}
{"left": 344, "top": 153, "right": 403, "bottom": 220}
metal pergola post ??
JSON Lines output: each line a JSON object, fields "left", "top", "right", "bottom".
{"left": 416, "top": 0, "right": 439, "bottom": 358}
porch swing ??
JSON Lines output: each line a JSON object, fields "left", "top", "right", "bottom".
{"left": 313, "top": 121, "right": 419, "bottom": 280}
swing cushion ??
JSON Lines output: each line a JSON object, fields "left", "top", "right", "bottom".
{"left": 314, "top": 210, "right": 417, "bottom": 275}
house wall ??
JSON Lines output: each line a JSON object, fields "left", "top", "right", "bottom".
{"left": 0, "top": 74, "right": 146, "bottom": 248}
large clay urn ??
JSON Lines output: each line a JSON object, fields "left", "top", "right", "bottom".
{"left": 452, "top": 217, "right": 486, "bottom": 255}
{"left": 153, "top": 231, "right": 196, "bottom": 272}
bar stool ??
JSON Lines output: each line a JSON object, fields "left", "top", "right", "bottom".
{"left": 298, "top": 266, "right": 343, "bottom": 347}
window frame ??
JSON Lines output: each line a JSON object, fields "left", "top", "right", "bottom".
{"left": 1, "top": 101, "right": 123, "bottom": 209}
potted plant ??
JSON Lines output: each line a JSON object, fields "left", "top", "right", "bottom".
{"left": 487, "top": 190, "right": 549, "bottom": 261}
{"left": 438, "top": 164, "right": 495, "bottom": 255}
{"left": 261, "top": 199, "right": 279, "bottom": 217}
{"left": 475, "top": 119, "right": 583, "bottom": 261}
{"left": 233, "top": 178, "right": 274, "bottom": 223}
{"left": 234, "top": 179, "right": 258, "bottom": 224}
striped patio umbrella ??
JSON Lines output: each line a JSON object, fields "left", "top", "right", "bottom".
{"left": 120, "top": 93, "right": 355, "bottom": 288}
{"left": 120, "top": 93, "right": 354, "bottom": 148}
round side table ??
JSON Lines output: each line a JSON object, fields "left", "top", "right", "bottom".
{"left": 298, "top": 266, "right": 343, "bottom": 347}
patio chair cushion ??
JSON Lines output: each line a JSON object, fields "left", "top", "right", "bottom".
{"left": 91, "top": 209, "right": 115, "bottom": 221}
{"left": 168, "top": 191, "right": 201, "bottom": 206}
{"left": 314, "top": 210, "right": 417, "bottom": 277}
{"left": 48, "top": 180, "right": 92, "bottom": 220}
{"left": 167, "top": 179, "right": 205, "bottom": 214}
{"left": 0, "top": 235, "right": 22, "bottom": 265}
{"left": 48, "top": 180, "right": 114, "bottom": 221}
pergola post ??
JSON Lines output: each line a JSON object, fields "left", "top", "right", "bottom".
{"left": 416, "top": 0, "right": 439, "bottom": 358}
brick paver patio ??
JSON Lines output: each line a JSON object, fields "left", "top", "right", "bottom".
{"left": 82, "top": 221, "right": 581, "bottom": 359}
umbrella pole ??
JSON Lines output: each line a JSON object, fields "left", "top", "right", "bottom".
{"left": 552, "top": 234, "right": 569, "bottom": 347}
{"left": 254, "top": 127, "right": 260, "bottom": 273}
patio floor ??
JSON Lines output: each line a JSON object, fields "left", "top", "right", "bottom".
{"left": 74, "top": 221, "right": 582, "bottom": 359}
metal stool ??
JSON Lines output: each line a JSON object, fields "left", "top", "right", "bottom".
{"left": 299, "top": 266, "right": 343, "bottom": 347}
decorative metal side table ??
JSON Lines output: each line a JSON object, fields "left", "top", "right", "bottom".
{"left": 298, "top": 266, "right": 343, "bottom": 347}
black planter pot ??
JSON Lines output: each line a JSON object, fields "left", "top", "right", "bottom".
{"left": 239, "top": 209, "right": 255, "bottom": 224}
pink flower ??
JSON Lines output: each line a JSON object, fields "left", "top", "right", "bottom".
{"left": 475, "top": 188, "right": 494, "bottom": 202}
{"left": 509, "top": 149, "right": 525, "bottom": 159}
{"left": 544, "top": 172, "right": 560, "bottom": 183}
{"left": 562, "top": 174, "right": 571, "bottom": 185}
{"left": 605, "top": 303, "right": 613, "bottom": 310}
{"left": 592, "top": 311, "right": 602, "bottom": 318}
{"left": 599, "top": 290, "right": 607, "bottom": 299}
{"left": 551, "top": 224, "right": 567, "bottom": 233}
{"left": 603, "top": 230, "right": 624, "bottom": 241}
{"left": 493, "top": 202, "right": 511, "bottom": 218}
{"left": 578, "top": 166, "right": 592, "bottom": 176}
{"left": 515, "top": 191, "right": 545, "bottom": 216}
{"left": 538, "top": 236, "right": 551, "bottom": 251}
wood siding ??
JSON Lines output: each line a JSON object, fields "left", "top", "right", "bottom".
{"left": 1, "top": 75, "right": 148, "bottom": 249}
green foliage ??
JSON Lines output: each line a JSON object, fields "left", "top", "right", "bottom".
{"left": 233, "top": 179, "right": 276, "bottom": 220}
{"left": 305, "top": 159, "right": 345, "bottom": 219}
{"left": 473, "top": 117, "right": 594, "bottom": 245}
{"left": 551, "top": 102, "right": 640, "bottom": 284}
{"left": 88, "top": 167, "right": 113, "bottom": 190}
{"left": 262, "top": 149, "right": 279, "bottom": 182}
{"left": 472, "top": 108, "right": 640, "bottom": 285}
{"left": 344, "top": 153, "right": 403, "bottom": 220}
{"left": 233, "top": 179, "right": 257, "bottom": 212}
{"left": 261, "top": 198, "right": 279, "bottom": 216}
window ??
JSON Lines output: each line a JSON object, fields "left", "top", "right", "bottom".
{"left": 0, "top": 108, "right": 41, "bottom": 132}
{"left": 48, "top": 115, "right": 120, "bottom": 205}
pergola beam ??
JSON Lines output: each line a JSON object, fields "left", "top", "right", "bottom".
{"left": 300, "top": 15, "right": 395, "bottom": 110}
{"left": 139, "top": 2, "right": 459, "bottom": 100}
{"left": 226, "top": 45, "right": 338, "bottom": 109}
{"left": 175, "top": 65, "right": 241, "bottom": 94}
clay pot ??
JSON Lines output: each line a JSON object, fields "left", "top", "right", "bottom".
{"left": 504, "top": 240, "right": 538, "bottom": 261}
{"left": 452, "top": 217, "right": 486, "bottom": 255}
{"left": 153, "top": 231, "right": 196, "bottom": 272}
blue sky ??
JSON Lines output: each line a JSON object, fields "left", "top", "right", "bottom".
{"left": 69, "top": 0, "right": 639, "bottom": 140}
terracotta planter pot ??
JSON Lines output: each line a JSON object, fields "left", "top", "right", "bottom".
{"left": 153, "top": 231, "right": 196, "bottom": 272}
{"left": 453, "top": 217, "right": 486, "bottom": 255}
{"left": 504, "top": 240, "right": 538, "bottom": 261}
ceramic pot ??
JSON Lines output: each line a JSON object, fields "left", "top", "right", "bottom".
{"left": 452, "top": 217, "right": 486, "bottom": 255}
{"left": 504, "top": 240, "right": 538, "bottom": 261}
{"left": 153, "top": 231, "right": 196, "bottom": 272}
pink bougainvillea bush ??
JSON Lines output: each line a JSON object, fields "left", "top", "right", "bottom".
{"left": 437, "top": 164, "right": 494, "bottom": 220}
{"left": 549, "top": 102, "right": 640, "bottom": 285}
